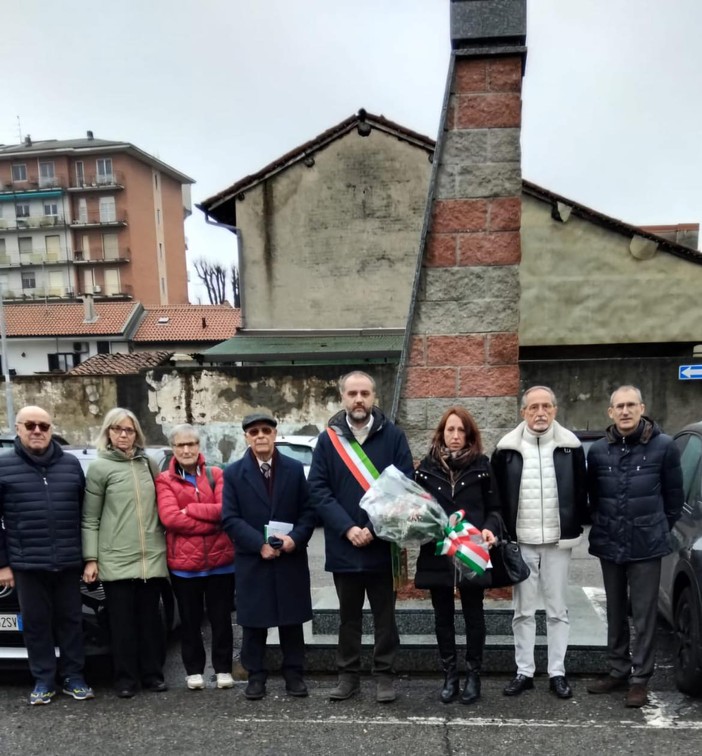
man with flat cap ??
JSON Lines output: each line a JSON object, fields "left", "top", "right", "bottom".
{"left": 222, "top": 412, "right": 316, "bottom": 700}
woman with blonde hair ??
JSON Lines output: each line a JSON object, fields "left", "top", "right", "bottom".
{"left": 82, "top": 407, "right": 168, "bottom": 698}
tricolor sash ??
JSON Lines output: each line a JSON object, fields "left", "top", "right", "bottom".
{"left": 327, "top": 426, "right": 406, "bottom": 588}
{"left": 327, "top": 426, "right": 379, "bottom": 490}
{"left": 436, "top": 509, "right": 491, "bottom": 576}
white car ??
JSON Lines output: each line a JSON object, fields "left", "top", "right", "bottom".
{"left": 275, "top": 435, "right": 318, "bottom": 477}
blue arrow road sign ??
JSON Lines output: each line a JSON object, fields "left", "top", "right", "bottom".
{"left": 679, "top": 365, "right": 702, "bottom": 380}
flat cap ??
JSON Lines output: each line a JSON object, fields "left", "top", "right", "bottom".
{"left": 242, "top": 412, "right": 278, "bottom": 431}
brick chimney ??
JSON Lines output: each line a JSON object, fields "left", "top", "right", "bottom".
{"left": 394, "top": 0, "right": 527, "bottom": 457}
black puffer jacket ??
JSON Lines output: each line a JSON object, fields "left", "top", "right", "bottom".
{"left": 414, "top": 453, "right": 502, "bottom": 589}
{"left": 587, "top": 418, "right": 683, "bottom": 564}
{"left": 0, "top": 438, "right": 85, "bottom": 570}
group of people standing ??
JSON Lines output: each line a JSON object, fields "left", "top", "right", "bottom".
{"left": 0, "top": 373, "right": 683, "bottom": 711}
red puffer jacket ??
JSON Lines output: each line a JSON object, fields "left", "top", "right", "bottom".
{"left": 156, "top": 455, "right": 234, "bottom": 572}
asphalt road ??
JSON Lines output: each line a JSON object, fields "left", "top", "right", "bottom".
{"left": 1, "top": 621, "right": 701, "bottom": 756}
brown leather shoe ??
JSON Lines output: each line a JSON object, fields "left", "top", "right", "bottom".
{"left": 625, "top": 683, "right": 649, "bottom": 708}
{"left": 586, "top": 675, "right": 628, "bottom": 694}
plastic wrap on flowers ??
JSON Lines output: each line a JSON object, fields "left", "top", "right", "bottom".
{"left": 359, "top": 464, "right": 449, "bottom": 547}
{"left": 436, "top": 510, "right": 492, "bottom": 580}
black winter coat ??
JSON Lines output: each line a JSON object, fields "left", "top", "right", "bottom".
{"left": 308, "top": 408, "right": 414, "bottom": 573}
{"left": 413, "top": 454, "right": 502, "bottom": 589}
{"left": 587, "top": 418, "right": 683, "bottom": 564}
{"left": 0, "top": 439, "right": 85, "bottom": 570}
{"left": 222, "top": 449, "right": 316, "bottom": 628}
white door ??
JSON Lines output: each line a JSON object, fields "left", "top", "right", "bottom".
{"left": 45, "top": 235, "right": 61, "bottom": 261}
{"left": 99, "top": 197, "right": 116, "bottom": 223}
{"left": 78, "top": 199, "right": 88, "bottom": 223}
{"left": 104, "top": 268, "right": 120, "bottom": 296}
{"left": 48, "top": 270, "right": 64, "bottom": 297}
{"left": 102, "top": 233, "right": 119, "bottom": 260}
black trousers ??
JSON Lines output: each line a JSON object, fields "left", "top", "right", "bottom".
{"left": 103, "top": 578, "right": 167, "bottom": 691}
{"left": 430, "top": 585, "right": 485, "bottom": 671}
{"left": 241, "top": 624, "right": 305, "bottom": 683}
{"left": 171, "top": 572, "right": 235, "bottom": 675}
{"left": 14, "top": 568, "right": 85, "bottom": 687}
{"left": 333, "top": 571, "right": 398, "bottom": 678}
{"left": 600, "top": 557, "right": 661, "bottom": 684}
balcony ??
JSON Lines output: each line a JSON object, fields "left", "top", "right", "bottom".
{"left": 18, "top": 250, "right": 69, "bottom": 267}
{"left": 77, "top": 282, "right": 133, "bottom": 299}
{"left": 0, "top": 215, "right": 67, "bottom": 232}
{"left": 0, "top": 175, "right": 67, "bottom": 193}
{"left": 70, "top": 212, "right": 127, "bottom": 229}
{"left": 16, "top": 287, "right": 75, "bottom": 300}
{"left": 67, "top": 171, "right": 125, "bottom": 191}
{"left": 73, "top": 247, "right": 130, "bottom": 264}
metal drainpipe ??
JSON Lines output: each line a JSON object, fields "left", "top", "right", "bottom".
{"left": 202, "top": 215, "right": 245, "bottom": 329}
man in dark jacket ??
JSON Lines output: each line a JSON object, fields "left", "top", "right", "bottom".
{"left": 222, "top": 412, "right": 316, "bottom": 701}
{"left": 308, "top": 371, "right": 413, "bottom": 703}
{"left": 491, "top": 386, "right": 588, "bottom": 700}
{"left": 0, "top": 405, "right": 93, "bottom": 705}
{"left": 586, "top": 385, "right": 682, "bottom": 708}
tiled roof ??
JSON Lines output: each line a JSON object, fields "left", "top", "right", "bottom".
{"left": 198, "top": 109, "right": 435, "bottom": 215}
{"left": 133, "top": 304, "right": 241, "bottom": 342}
{"left": 4, "top": 302, "right": 142, "bottom": 337}
{"left": 68, "top": 350, "right": 173, "bottom": 376}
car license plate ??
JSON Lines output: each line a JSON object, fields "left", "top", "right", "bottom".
{"left": 0, "top": 613, "right": 22, "bottom": 631}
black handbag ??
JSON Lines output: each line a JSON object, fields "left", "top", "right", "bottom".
{"left": 459, "top": 514, "right": 530, "bottom": 589}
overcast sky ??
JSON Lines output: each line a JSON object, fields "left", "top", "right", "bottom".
{"left": 2, "top": 0, "right": 700, "bottom": 304}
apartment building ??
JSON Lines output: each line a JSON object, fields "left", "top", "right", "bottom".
{"left": 0, "top": 132, "right": 194, "bottom": 305}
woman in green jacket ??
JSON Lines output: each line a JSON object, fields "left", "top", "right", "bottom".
{"left": 82, "top": 407, "right": 168, "bottom": 698}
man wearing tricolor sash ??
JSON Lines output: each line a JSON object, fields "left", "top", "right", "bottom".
{"left": 308, "top": 371, "right": 413, "bottom": 703}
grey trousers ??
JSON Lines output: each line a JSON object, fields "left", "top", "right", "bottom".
{"left": 600, "top": 557, "right": 661, "bottom": 684}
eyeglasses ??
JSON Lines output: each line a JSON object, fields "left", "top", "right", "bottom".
{"left": 525, "top": 403, "right": 555, "bottom": 412}
{"left": 173, "top": 441, "right": 199, "bottom": 449}
{"left": 246, "top": 426, "right": 274, "bottom": 437}
{"left": 611, "top": 402, "right": 641, "bottom": 413}
{"left": 20, "top": 421, "right": 51, "bottom": 433}
{"left": 110, "top": 425, "right": 136, "bottom": 436}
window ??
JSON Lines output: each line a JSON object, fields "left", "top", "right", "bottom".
{"left": 156, "top": 208, "right": 161, "bottom": 225}
{"left": 21, "top": 271, "right": 36, "bottom": 290}
{"left": 45, "top": 235, "right": 61, "bottom": 260}
{"left": 102, "top": 233, "right": 119, "bottom": 260}
{"left": 96, "top": 158, "right": 113, "bottom": 184}
{"left": 154, "top": 173, "right": 159, "bottom": 189}
{"left": 11, "top": 164, "right": 27, "bottom": 182}
{"left": 0, "top": 240, "right": 5, "bottom": 254}
{"left": 43, "top": 202, "right": 58, "bottom": 217}
{"left": 78, "top": 198, "right": 88, "bottom": 223}
{"left": 104, "top": 268, "right": 120, "bottom": 295}
{"left": 75, "top": 161, "right": 84, "bottom": 186}
{"left": 15, "top": 203, "right": 30, "bottom": 218}
{"left": 158, "top": 242, "right": 163, "bottom": 260}
{"left": 160, "top": 276, "right": 165, "bottom": 294}
{"left": 99, "top": 196, "right": 116, "bottom": 223}
{"left": 48, "top": 353, "right": 80, "bottom": 372}
{"left": 97, "top": 341, "right": 110, "bottom": 354}
{"left": 39, "top": 161, "right": 56, "bottom": 187}
{"left": 18, "top": 237, "right": 32, "bottom": 254}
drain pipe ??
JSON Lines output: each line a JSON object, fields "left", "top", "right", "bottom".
{"left": 202, "top": 215, "right": 246, "bottom": 328}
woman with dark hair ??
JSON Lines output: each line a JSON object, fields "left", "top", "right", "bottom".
{"left": 414, "top": 406, "right": 502, "bottom": 705}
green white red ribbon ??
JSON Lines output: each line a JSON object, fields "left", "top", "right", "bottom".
{"left": 435, "top": 509, "right": 491, "bottom": 575}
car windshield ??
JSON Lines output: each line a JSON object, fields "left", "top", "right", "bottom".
{"left": 276, "top": 443, "right": 314, "bottom": 466}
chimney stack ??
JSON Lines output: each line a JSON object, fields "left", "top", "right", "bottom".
{"left": 395, "top": 0, "right": 527, "bottom": 455}
{"left": 87, "top": 130, "right": 94, "bottom": 140}
{"left": 82, "top": 294, "right": 98, "bottom": 324}
{"left": 24, "top": 135, "right": 32, "bottom": 147}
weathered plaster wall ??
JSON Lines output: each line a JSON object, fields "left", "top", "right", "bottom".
{"left": 235, "top": 128, "right": 433, "bottom": 330}
{"left": 0, "top": 364, "right": 397, "bottom": 463}
{"left": 520, "top": 194, "right": 702, "bottom": 346}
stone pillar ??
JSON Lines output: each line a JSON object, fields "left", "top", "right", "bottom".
{"left": 395, "top": 0, "right": 527, "bottom": 458}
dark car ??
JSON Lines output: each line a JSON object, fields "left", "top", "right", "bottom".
{"left": 573, "top": 429, "right": 606, "bottom": 460}
{"left": 0, "top": 445, "right": 177, "bottom": 665}
{"left": 658, "top": 421, "right": 702, "bottom": 695}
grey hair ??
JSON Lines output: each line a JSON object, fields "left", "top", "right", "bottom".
{"left": 609, "top": 385, "right": 643, "bottom": 407}
{"left": 521, "top": 385, "right": 557, "bottom": 409}
{"left": 338, "top": 370, "right": 376, "bottom": 395}
{"left": 96, "top": 407, "right": 146, "bottom": 451}
{"left": 168, "top": 424, "right": 200, "bottom": 445}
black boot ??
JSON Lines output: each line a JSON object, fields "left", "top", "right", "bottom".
{"left": 460, "top": 670, "right": 481, "bottom": 705}
{"left": 436, "top": 624, "right": 460, "bottom": 703}
{"left": 440, "top": 660, "right": 460, "bottom": 703}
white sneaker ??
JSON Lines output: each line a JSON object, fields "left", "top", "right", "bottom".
{"left": 186, "top": 674, "right": 205, "bottom": 690}
{"left": 216, "top": 673, "right": 234, "bottom": 689}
